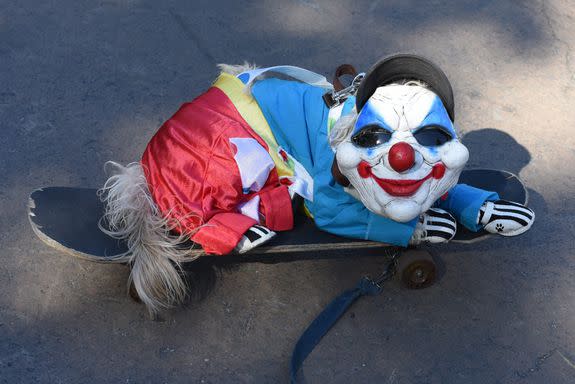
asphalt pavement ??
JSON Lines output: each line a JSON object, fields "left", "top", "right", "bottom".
{"left": 1, "top": 0, "right": 575, "bottom": 382}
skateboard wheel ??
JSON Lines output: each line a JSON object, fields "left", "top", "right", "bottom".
{"left": 397, "top": 250, "right": 436, "bottom": 289}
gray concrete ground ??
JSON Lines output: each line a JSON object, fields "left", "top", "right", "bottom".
{"left": 1, "top": 0, "right": 575, "bottom": 382}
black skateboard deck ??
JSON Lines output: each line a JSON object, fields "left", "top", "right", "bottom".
{"left": 29, "top": 169, "right": 527, "bottom": 263}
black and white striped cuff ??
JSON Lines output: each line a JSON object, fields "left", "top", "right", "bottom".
{"left": 423, "top": 208, "right": 457, "bottom": 243}
{"left": 410, "top": 208, "right": 457, "bottom": 245}
{"left": 235, "top": 225, "right": 276, "bottom": 254}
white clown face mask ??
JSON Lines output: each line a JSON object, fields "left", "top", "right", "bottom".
{"left": 335, "top": 84, "right": 469, "bottom": 222}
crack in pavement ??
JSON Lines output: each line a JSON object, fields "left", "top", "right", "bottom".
{"left": 515, "top": 348, "right": 575, "bottom": 378}
{"left": 169, "top": 9, "right": 217, "bottom": 65}
{"left": 540, "top": 0, "right": 575, "bottom": 84}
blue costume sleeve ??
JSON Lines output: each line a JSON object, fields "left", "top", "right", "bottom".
{"left": 435, "top": 184, "right": 499, "bottom": 232}
{"left": 250, "top": 78, "right": 329, "bottom": 172}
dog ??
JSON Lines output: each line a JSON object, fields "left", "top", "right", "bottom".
{"left": 99, "top": 55, "right": 534, "bottom": 314}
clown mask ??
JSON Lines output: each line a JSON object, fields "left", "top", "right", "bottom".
{"left": 335, "top": 83, "right": 469, "bottom": 222}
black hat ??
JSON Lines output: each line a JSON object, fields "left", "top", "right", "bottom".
{"left": 355, "top": 54, "right": 455, "bottom": 122}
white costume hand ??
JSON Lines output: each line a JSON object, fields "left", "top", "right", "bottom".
{"left": 478, "top": 200, "right": 534, "bottom": 236}
{"left": 235, "top": 225, "right": 276, "bottom": 254}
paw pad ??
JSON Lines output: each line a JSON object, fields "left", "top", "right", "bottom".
{"left": 496, "top": 223, "right": 504, "bottom": 232}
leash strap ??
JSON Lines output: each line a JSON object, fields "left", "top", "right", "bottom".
{"left": 289, "top": 277, "right": 383, "bottom": 383}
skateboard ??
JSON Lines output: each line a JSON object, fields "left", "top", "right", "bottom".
{"left": 29, "top": 169, "right": 527, "bottom": 290}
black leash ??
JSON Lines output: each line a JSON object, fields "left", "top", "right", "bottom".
{"left": 290, "top": 252, "right": 400, "bottom": 383}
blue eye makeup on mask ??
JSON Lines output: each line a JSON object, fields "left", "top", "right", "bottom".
{"left": 351, "top": 99, "right": 394, "bottom": 148}
{"left": 414, "top": 96, "right": 456, "bottom": 139}
{"left": 353, "top": 99, "right": 393, "bottom": 135}
{"left": 409, "top": 96, "right": 456, "bottom": 147}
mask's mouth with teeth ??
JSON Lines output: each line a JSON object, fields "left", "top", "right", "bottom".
{"left": 357, "top": 161, "right": 446, "bottom": 197}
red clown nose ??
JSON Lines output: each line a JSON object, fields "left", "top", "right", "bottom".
{"left": 388, "top": 142, "right": 415, "bottom": 172}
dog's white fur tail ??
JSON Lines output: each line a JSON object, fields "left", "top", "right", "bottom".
{"left": 98, "top": 162, "right": 199, "bottom": 315}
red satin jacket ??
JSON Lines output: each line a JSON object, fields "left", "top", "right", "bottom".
{"left": 141, "top": 86, "right": 293, "bottom": 255}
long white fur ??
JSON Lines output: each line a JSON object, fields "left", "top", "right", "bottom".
{"left": 329, "top": 111, "right": 358, "bottom": 149}
{"left": 217, "top": 62, "right": 258, "bottom": 76}
{"left": 218, "top": 62, "right": 260, "bottom": 96}
{"left": 98, "top": 162, "right": 200, "bottom": 315}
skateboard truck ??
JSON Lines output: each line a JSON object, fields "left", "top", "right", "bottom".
{"left": 364, "top": 248, "right": 437, "bottom": 290}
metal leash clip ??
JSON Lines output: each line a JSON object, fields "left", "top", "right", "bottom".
{"left": 322, "top": 72, "right": 365, "bottom": 108}
{"left": 369, "top": 248, "right": 401, "bottom": 289}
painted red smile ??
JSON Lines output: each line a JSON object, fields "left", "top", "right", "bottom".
{"left": 357, "top": 161, "right": 446, "bottom": 197}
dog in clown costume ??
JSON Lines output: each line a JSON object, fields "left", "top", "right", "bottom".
{"left": 100, "top": 54, "right": 534, "bottom": 313}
